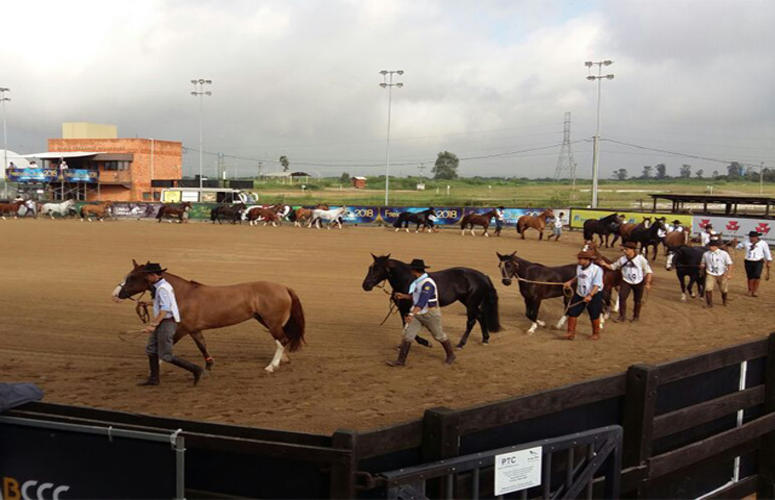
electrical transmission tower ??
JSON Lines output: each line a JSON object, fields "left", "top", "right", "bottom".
{"left": 554, "top": 112, "right": 577, "bottom": 197}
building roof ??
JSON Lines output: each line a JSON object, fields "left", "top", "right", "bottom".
{"left": 24, "top": 151, "right": 101, "bottom": 159}
{"left": 650, "top": 193, "right": 775, "bottom": 205}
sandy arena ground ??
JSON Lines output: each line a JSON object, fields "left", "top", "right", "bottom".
{"left": 0, "top": 218, "right": 770, "bottom": 434}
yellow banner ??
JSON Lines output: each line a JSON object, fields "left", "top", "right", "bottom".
{"left": 570, "top": 209, "right": 693, "bottom": 229}
{"left": 161, "top": 190, "right": 181, "bottom": 203}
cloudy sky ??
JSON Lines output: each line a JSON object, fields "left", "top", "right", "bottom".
{"left": 1, "top": 0, "right": 773, "bottom": 179}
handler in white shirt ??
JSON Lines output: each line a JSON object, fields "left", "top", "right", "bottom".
{"left": 562, "top": 250, "right": 605, "bottom": 341}
{"left": 700, "top": 240, "right": 733, "bottom": 307}
{"left": 742, "top": 230, "right": 771, "bottom": 297}
{"left": 601, "top": 242, "right": 653, "bottom": 322}
{"left": 700, "top": 224, "right": 717, "bottom": 247}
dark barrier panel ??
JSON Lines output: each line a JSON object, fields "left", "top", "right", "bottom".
{"left": 0, "top": 419, "right": 178, "bottom": 499}
{"left": 228, "top": 180, "right": 254, "bottom": 189}
{"left": 110, "top": 202, "right": 162, "bottom": 218}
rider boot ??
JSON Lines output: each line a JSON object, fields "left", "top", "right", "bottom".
{"left": 564, "top": 316, "right": 577, "bottom": 340}
{"left": 705, "top": 291, "right": 713, "bottom": 308}
{"left": 138, "top": 354, "right": 160, "bottom": 386}
{"left": 169, "top": 356, "right": 204, "bottom": 386}
{"left": 721, "top": 292, "right": 728, "bottom": 306}
{"left": 590, "top": 318, "right": 601, "bottom": 340}
{"left": 440, "top": 340, "right": 456, "bottom": 365}
{"left": 631, "top": 302, "right": 642, "bottom": 322}
{"left": 613, "top": 301, "right": 626, "bottom": 322}
{"left": 387, "top": 340, "right": 411, "bottom": 367}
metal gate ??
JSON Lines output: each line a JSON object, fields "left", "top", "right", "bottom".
{"left": 378, "top": 425, "right": 622, "bottom": 499}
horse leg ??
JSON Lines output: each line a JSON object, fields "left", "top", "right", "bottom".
{"left": 456, "top": 308, "right": 478, "bottom": 349}
{"left": 678, "top": 272, "right": 688, "bottom": 301}
{"left": 525, "top": 299, "right": 540, "bottom": 335}
{"left": 539, "top": 227, "right": 544, "bottom": 240}
{"left": 188, "top": 331, "right": 215, "bottom": 370}
{"left": 483, "top": 225, "right": 489, "bottom": 238}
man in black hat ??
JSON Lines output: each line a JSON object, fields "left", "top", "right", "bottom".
{"left": 388, "top": 259, "right": 456, "bottom": 366}
{"left": 743, "top": 230, "right": 771, "bottom": 297}
{"left": 138, "top": 263, "right": 203, "bottom": 386}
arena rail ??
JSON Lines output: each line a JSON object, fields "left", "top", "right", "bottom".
{"left": 3, "top": 333, "right": 774, "bottom": 498}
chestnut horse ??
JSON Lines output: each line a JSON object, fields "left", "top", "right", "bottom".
{"left": 290, "top": 204, "right": 329, "bottom": 227}
{"left": 460, "top": 209, "right": 499, "bottom": 237}
{"left": 0, "top": 200, "right": 24, "bottom": 219}
{"left": 112, "top": 260, "right": 305, "bottom": 373}
{"left": 246, "top": 206, "right": 281, "bottom": 227}
{"left": 517, "top": 209, "right": 555, "bottom": 240}
{"left": 80, "top": 201, "right": 113, "bottom": 222}
{"left": 157, "top": 202, "right": 192, "bottom": 223}
{"left": 611, "top": 217, "right": 650, "bottom": 247}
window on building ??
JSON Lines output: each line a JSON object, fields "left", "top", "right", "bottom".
{"left": 153, "top": 192, "right": 161, "bottom": 201}
{"left": 143, "top": 192, "right": 152, "bottom": 200}
{"left": 104, "top": 161, "right": 129, "bottom": 171}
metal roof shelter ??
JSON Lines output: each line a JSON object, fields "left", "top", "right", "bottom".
{"left": 650, "top": 193, "right": 775, "bottom": 217}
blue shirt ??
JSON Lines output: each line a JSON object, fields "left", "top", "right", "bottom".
{"left": 408, "top": 274, "right": 439, "bottom": 313}
{"left": 153, "top": 278, "right": 181, "bottom": 322}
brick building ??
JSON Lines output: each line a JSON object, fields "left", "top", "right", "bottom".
{"left": 46, "top": 137, "right": 182, "bottom": 201}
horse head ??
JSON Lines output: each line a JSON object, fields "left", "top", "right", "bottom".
{"left": 112, "top": 259, "right": 154, "bottom": 300}
{"left": 362, "top": 253, "right": 391, "bottom": 291}
{"left": 496, "top": 251, "right": 518, "bottom": 286}
{"left": 544, "top": 208, "right": 555, "bottom": 218}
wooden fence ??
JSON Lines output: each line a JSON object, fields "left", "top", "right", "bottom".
{"left": 4, "top": 332, "right": 774, "bottom": 498}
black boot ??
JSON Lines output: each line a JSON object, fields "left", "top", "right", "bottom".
{"left": 169, "top": 356, "right": 204, "bottom": 385}
{"left": 138, "top": 354, "right": 160, "bottom": 386}
{"left": 613, "top": 301, "right": 626, "bottom": 323}
{"left": 440, "top": 340, "right": 457, "bottom": 365}
{"left": 387, "top": 340, "right": 411, "bottom": 367}
{"left": 722, "top": 292, "right": 728, "bottom": 306}
{"left": 631, "top": 302, "right": 642, "bottom": 322}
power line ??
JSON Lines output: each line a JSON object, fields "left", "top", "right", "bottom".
{"left": 601, "top": 138, "right": 767, "bottom": 168}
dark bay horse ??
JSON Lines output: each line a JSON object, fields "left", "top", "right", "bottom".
{"left": 362, "top": 254, "right": 501, "bottom": 348}
{"left": 393, "top": 208, "right": 435, "bottom": 233}
{"left": 496, "top": 251, "right": 575, "bottom": 334}
{"left": 583, "top": 213, "right": 622, "bottom": 248}
{"left": 113, "top": 260, "right": 305, "bottom": 373}
{"left": 517, "top": 209, "right": 554, "bottom": 240}
{"left": 665, "top": 245, "right": 706, "bottom": 301}
{"left": 210, "top": 203, "right": 246, "bottom": 224}
{"left": 610, "top": 217, "right": 650, "bottom": 247}
{"left": 625, "top": 218, "right": 665, "bottom": 260}
{"left": 157, "top": 202, "right": 192, "bottom": 223}
{"left": 460, "top": 209, "right": 499, "bottom": 237}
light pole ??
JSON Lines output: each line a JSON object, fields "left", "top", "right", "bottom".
{"left": 379, "top": 70, "right": 403, "bottom": 206}
{"left": 585, "top": 60, "right": 614, "bottom": 208}
{"left": 0, "top": 87, "right": 9, "bottom": 199}
{"left": 190, "top": 79, "right": 212, "bottom": 195}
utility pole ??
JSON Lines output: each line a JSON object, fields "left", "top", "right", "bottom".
{"left": 379, "top": 70, "right": 404, "bottom": 206}
{"left": 760, "top": 162, "right": 765, "bottom": 195}
{"left": 257, "top": 161, "right": 263, "bottom": 178}
{"left": 0, "top": 87, "right": 10, "bottom": 200}
{"left": 190, "top": 79, "right": 212, "bottom": 197}
{"left": 585, "top": 60, "right": 614, "bottom": 208}
{"left": 554, "top": 112, "right": 577, "bottom": 200}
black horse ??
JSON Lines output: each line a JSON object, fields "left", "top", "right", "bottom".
{"left": 393, "top": 208, "right": 435, "bottom": 232}
{"left": 210, "top": 203, "right": 246, "bottom": 224}
{"left": 626, "top": 218, "right": 665, "bottom": 260}
{"left": 497, "top": 252, "right": 576, "bottom": 334}
{"left": 583, "top": 213, "right": 622, "bottom": 247}
{"left": 665, "top": 245, "right": 706, "bottom": 301}
{"left": 362, "top": 254, "right": 501, "bottom": 348}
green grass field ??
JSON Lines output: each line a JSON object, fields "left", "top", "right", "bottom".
{"left": 249, "top": 176, "right": 774, "bottom": 208}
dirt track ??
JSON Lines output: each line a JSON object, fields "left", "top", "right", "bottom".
{"left": 0, "top": 219, "right": 770, "bottom": 434}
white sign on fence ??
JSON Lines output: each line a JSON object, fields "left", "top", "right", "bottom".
{"left": 494, "top": 446, "right": 542, "bottom": 496}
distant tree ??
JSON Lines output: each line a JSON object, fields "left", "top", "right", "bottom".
{"left": 611, "top": 168, "right": 628, "bottom": 180}
{"left": 727, "top": 161, "right": 744, "bottom": 178}
{"left": 712, "top": 170, "right": 719, "bottom": 178}
{"left": 679, "top": 164, "right": 692, "bottom": 178}
{"left": 695, "top": 169, "right": 704, "bottom": 178}
{"left": 655, "top": 163, "right": 667, "bottom": 179}
{"left": 340, "top": 172, "right": 350, "bottom": 184}
{"left": 279, "top": 155, "right": 290, "bottom": 172}
{"left": 432, "top": 151, "right": 459, "bottom": 180}
{"left": 641, "top": 165, "right": 653, "bottom": 179}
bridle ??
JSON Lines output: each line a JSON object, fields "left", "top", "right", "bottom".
{"left": 116, "top": 278, "right": 153, "bottom": 324}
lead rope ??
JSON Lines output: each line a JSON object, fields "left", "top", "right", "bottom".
{"left": 375, "top": 281, "right": 400, "bottom": 326}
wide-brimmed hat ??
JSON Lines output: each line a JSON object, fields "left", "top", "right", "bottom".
{"left": 749, "top": 231, "right": 762, "bottom": 238}
{"left": 621, "top": 241, "right": 638, "bottom": 250}
{"left": 577, "top": 250, "right": 596, "bottom": 260}
{"left": 672, "top": 219, "right": 681, "bottom": 225}
{"left": 705, "top": 224, "right": 713, "bottom": 229}
{"left": 141, "top": 263, "right": 167, "bottom": 274}
{"left": 708, "top": 239, "right": 721, "bottom": 247}
{"left": 409, "top": 259, "right": 430, "bottom": 271}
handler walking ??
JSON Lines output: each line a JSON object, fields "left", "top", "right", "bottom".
{"left": 138, "top": 263, "right": 204, "bottom": 386}
{"left": 563, "top": 250, "right": 605, "bottom": 340}
{"left": 388, "top": 259, "right": 456, "bottom": 366}
{"left": 602, "top": 242, "right": 653, "bottom": 322}
{"left": 700, "top": 240, "right": 733, "bottom": 307}
{"left": 494, "top": 206, "right": 505, "bottom": 236}
{"left": 743, "top": 231, "right": 771, "bottom": 297}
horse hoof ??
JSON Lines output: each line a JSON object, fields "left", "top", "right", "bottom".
{"left": 455, "top": 344, "right": 464, "bottom": 350}
{"left": 264, "top": 365, "right": 275, "bottom": 373}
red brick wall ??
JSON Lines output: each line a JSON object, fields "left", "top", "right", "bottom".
{"left": 48, "top": 138, "right": 182, "bottom": 201}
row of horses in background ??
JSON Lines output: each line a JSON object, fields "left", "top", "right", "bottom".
{"left": 200, "top": 202, "right": 350, "bottom": 229}
{"left": 0, "top": 198, "right": 114, "bottom": 221}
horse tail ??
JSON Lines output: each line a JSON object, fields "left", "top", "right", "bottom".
{"left": 482, "top": 276, "right": 502, "bottom": 332}
{"left": 516, "top": 217, "right": 524, "bottom": 234}
{"left": 283, "top": 288, "right": 306, "bottom": 352}
{"left": 460, "top": 214, "right": 469, "bottom": 229}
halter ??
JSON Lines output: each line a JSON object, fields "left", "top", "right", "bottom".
{"left": 116, "top": 280, "right": 153, "bottom": 324}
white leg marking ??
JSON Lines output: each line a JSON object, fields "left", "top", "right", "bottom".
{"left": 613, "top": 294, "right": 620, "bottom": 313}
{"left": 600, "top": 316, "right": 605, "bottom": 330}
{"left": 265, "top": 340, "right": 285, "bottom": 373}
{"left": 555, "top": 316, "right": 567, "bottom": 329}
{"left": 527, "top": 322, "right": 537, "bottom": 335}
{"left": 681, "top": 293, "right": 687, "bottom": 302}
{"left": 536, "top": 319, "right": 546, "bottom": 327}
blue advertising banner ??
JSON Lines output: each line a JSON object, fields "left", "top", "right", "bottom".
{"left": 6, "top": 168, "right": 59, "bottom": 183}
{"left": 64, "top": 169, "right": 98, "bottom": 183}
{"left": 380, "top": 206, "right": 464, "bottom": 225}
{"left": 341, "top": 205, "right": 380, "bottom": 224}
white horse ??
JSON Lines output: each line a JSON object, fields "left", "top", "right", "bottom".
{"left": 40, "top": 199, "right": 75, "bottom": 219}
{"left": 309, "top": 206, "right": 348, "bottom": 229}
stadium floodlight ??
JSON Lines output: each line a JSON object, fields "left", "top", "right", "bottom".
{"left": 378, "top": 70, "right": 404, "bottom": 206}
{"left": 190, "top": 78, "right": 213, "bottom": 193}
{"left": 584, "top": 60, "right": 615, "bottom": 209}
